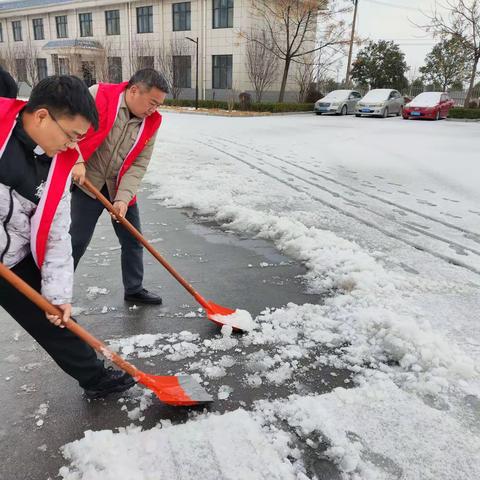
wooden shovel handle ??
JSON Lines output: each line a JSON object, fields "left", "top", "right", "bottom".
{"left": 81, "top": 179, "right": 210, "bottom": 310}
{"left": 0, "top": 261, "right": 140, "bottom": 378}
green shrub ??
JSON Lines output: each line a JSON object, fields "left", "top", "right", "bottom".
{"left": 163, "top": 99, "right": 314, "bottom": 113}
{"left": 448, "top": 107, "right": 480, "bottom": 119}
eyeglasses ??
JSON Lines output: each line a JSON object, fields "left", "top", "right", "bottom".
{"left": 48, "top": 110, "right": 87, "bottom": 146}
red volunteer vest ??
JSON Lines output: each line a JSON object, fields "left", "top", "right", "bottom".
{"left": 76, "top": 82, "right": 162, "bottom": 206}
{"left": 0, "top": 98, "right": 78, "bottom": 268}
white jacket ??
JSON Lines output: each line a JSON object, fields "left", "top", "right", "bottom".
{"left": 0, "top": 181, "right": 73, "bottom": 304}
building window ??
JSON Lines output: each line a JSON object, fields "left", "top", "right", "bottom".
{"left": 137, "top": 6, "right": 153, "bottom": 34}
{"left": 15, "top": 58, "right": 27, "bottom": 81}
{"left": 173, "top": 55, "right": 191, "bottom": 88}
{"left": 0, "top": 23, "right": 4, "bottom": 43}
{"left": 12, "top": 21, "right": 22, "bottom": 42}
{"left": 32, "top": 18, "right": 44, "bottom": 40}
{"left": 79, "top": 13, "right": 92, "bottom": 37}
{"left": 105, "top": 10, "right": 120, "bottom": 35}
{"left": 108, "top": 56, "right": 122, "bottom": 83}
{"left": 173, "top": 2, "right": 191, "bottom": 31}
{"left": 138, "top": 56, "right": 154, "bottom": 69}
{"left": 36, "top": 58, "right": 48, "bottom": 80}
{"left": 213, "top": 0, "right": 233, "bottom": 29}
{"left": 212, "top": 54, "right": 232, "bottom": 89}
{"left": 56, "top": 16, "right": 68, "bottom": 38}
{"left": 58, "top": 57, "right": 70, "bottom": 75}
{"left": 81, "top": 61, "right": 96, "bottom": 87}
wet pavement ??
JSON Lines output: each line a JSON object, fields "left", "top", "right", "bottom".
{"left": 0, "top": 187, "right": 349, "bottom": 480}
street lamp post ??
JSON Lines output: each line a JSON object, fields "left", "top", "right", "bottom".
{"left": 186, "top": 36, "right": 199, "bottom": 110}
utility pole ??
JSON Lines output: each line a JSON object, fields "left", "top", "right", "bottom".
{"left": 186, "top": 36, "right": 199, "bottom": 109}
{"left": 345, "top": 0, "right": 359, "bottom": 87}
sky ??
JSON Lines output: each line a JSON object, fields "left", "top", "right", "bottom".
{"left": 343, "top": 0, "right": 447, "bottom": 81}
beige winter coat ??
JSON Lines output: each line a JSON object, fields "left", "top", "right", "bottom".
{"left": 78, "top": 84, "right": 158, "bottom": 204}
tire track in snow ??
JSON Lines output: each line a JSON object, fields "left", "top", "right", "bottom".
{"left": 209, "top": 137, "right": 480, "bottom": 260}
{"left": 214, "top": 136, "right": 480, "bottom": 240}
{"left": 196, "top": 139, "right": 480, "bottom": 277}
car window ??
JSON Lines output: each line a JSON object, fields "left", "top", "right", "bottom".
{"left": 389, "top": 92, "right": 395, "bottom": 99}
{"left": 354, "top": 92, "right": 361, "bottom": 98}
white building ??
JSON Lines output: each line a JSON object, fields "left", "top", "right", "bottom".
{"left": 0, "top": 0, "right": 313, "bottom": 101}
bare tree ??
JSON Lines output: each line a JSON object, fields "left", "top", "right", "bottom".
{"left": 96, "top": 40, "right": 114, "bottom": 82}
{"left": 295, "top": 59, "right": 315, "bottom": 102}
{"left": 422, "top": 0, "right": 480, "bottom": 106}
{"left": 1, "top": 43, "right": 19, "bottom": 80}
{"left": 245, "top": 29, "right": 279, "bottom": 102}
{"left": 23, "top": 41, "right": 40, "bottom": 86}
{"left": 131, "top": 39, "right": 156, "bottom": 74}
{"left": 156, "top": 38, "right": 191, "bottom": 99}
{"left": 244, "top": 0, "right": 348, "bottom": 102}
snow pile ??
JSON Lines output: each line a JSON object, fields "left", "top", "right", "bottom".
{"left": 86, "top": 286, "right": 109, "bottom": 299}
{"left": 211, "top": 308, "right": 255, "bottom": 331}
{"left": 59, "top": 410, "right": 300, "bottom": 480}
{"left": 255, "top": 378, "right": 480, "bottom": 479}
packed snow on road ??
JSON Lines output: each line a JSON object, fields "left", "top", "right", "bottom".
{"left": 59, "top": 113, "right": 480, "bottom": 480}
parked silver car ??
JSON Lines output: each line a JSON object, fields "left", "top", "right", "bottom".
{"left": 314, "top": 90, "right": 363, "bottom": 115}
{"left": 355, "top": 89, "right": 405, "bottom": 118}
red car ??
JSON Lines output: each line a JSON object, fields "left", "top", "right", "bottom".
{"left": 403, "top": 92, "right": 455, "bottom": 120}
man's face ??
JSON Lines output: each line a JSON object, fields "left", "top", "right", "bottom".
{"left": 126, "top": 85, "right": 166, "bottom": 118}
{"left": 31, "top": 108, "right": 91, "bottom": 157}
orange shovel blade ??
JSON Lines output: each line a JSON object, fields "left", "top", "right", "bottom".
{"left": 136, "top": 373, "right": 213, "bottom": 406}
{"left": 205, "top": 301, "right": 238, "bottom": 328}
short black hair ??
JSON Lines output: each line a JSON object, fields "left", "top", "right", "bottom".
{"left": 0, "top": 65, "right": 18, "bottom": 98}
{"left": 24, "top": 75, "right": 99, "bottom": 130}
{"left": 127, "top": 68, "right": 170, "bottom": 94}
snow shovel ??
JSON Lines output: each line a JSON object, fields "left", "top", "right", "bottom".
{"left": 81, "top": 179, "right": 252, "bottom": 332}
{"left": 0, "top": 261, "right": 212, "bottom": 406}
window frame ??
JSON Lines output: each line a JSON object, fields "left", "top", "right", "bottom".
{"left": 212, "top": 54, "right": 232, "bottom": 89}
{"left": 55, "top": 15, "right": 68, "bottom": 39}
{"left": 137, "top": 6, "right": 153, "bottom": 34}
{"left": 36, "top": 58, "right": 48, "bottom": 80}
{"left": 32, "top": 18, "right": 44, "bottom": 40}
{"left": 172, "top": 2, "right": 191, "bottom": 32}
{"left": 213, "top": 0, "right": 233, "bottom": 29}
{"left": 173, "top": 55, "right": 192, "bottom": 88}
{"left": 107, "top": 56, "right": 122, "bottom": 83}
{"left": 105, "top": 9, "right": 120, "bottom": 35}
{"left": 12, "top": 20, "right": 22, "bottom": 42}
{"left": 79, "top": 12, "right": 93, "bottom": 37}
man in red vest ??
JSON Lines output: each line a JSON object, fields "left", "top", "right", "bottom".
{"left": 70, "top": 69, "right": 168, "bottom": 305}
{"left": 0, "top": 74, "right": 135, "bottom": 398}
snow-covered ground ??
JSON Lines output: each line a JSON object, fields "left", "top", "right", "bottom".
{"left": 59, "top": 113, "right": 480, "bottom": 479}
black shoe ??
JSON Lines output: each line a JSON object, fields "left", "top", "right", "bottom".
{"left": 84, "top": 367, "right": 136, "bottom": 399}
{"left": 124, "top": 288, "right": 162, "bottom": 305}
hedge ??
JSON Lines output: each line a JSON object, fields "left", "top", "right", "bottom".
{"left": 163, "top": 98, "right": 315, "bottom": 113}
{"left": 448, "top": 108, "right": 480, "bottom": 119}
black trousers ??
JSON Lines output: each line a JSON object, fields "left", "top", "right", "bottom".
{"left": 70, "top": 185, "right": 144, "bottom": 295}
{"left": 0, "top": 255, "right": 105, "bottom": 388}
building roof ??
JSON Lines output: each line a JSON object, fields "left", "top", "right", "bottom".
{"left": 43, "top": 38, "right": 103, "bottom": 50}
{"left": 0, "top": 0, "right": 77, "bottom": 12}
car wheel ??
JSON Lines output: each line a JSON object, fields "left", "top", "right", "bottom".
{"left": 396, "top": 107, "right": 403, "bottom": 117}
{"left": 340, "top": 105, "right": 347, "bottom": 116}
{"left": 355, "top": 114, "right": 361, "bottom": 117}
{"left": 382, "top": 107, "right": 389, "bottom": 118}
{"left": 316, "top": 112, "right": 322, "bottom": 115}
{"left": 435, "top": 110, "right": 440, "bottom": 121}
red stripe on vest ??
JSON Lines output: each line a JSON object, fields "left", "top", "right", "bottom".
{"left": 0, "top": 98, "right": 77, "bottom": 268}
